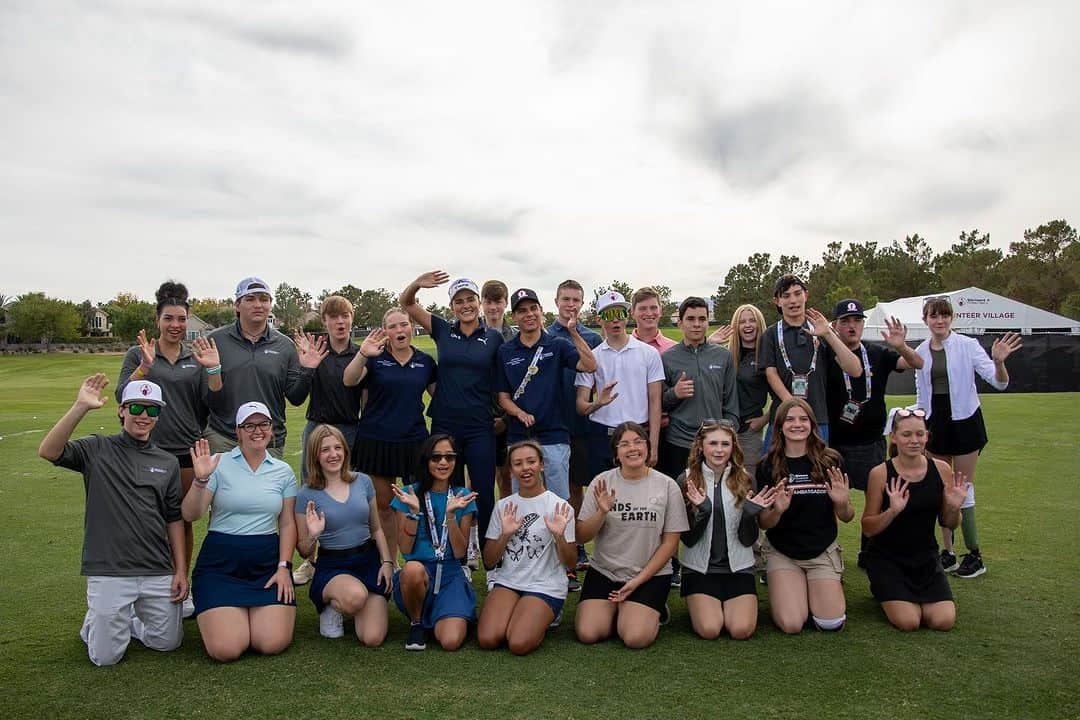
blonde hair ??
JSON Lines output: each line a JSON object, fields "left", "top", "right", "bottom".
{"left": 728, "top": 304, "right": 766, "bottom": 369}
{"left": 684, "top": 422, "right": 752, "bottom": 505}
{"left": 304, "top": 424, "right": 354, "bottom": 490}
{"left": 320, "top": 295, "right": 354, "bottom": 318}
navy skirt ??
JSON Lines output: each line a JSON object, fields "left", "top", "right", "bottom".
{"left": 392, "top": 560, "right": 476, "bottom": 630}
{"left": 309, "top": 545, "right": 390, "bottom": 614}
{"left": 192, "top": 531, "right": 296, "bottom": 615}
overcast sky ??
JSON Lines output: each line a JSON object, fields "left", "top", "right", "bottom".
{"left": 2, "top": 1, "right": 1078, "bottom": 306}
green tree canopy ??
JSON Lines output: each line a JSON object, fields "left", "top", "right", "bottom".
{"left": 9, "top": 292, "right": 82, "bottom": 348}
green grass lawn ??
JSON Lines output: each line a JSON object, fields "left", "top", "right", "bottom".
{"left": 0, "top": 351, "right": 1077, "bottom": 720}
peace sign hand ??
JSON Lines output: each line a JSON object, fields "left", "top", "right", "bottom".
{"left": 304, "top": 500, "right": 325, "bottom": 538}
{"left": 593, "top": 477, "right": 617, "bottom": 513}
{"left": 991, "top": 332, "right": 1022, "bottom": 363}
{"left": 392, "top": 485, "right": 420, "bottom": 515}
{"left": 826, "top": 466, "right": 850, "bottom": 504}
{"left": 885, "top": 476, "right": 910, "bottom": 515}
{"left": 684, "top": 479, "right": 707, "bottom": 508}
{"left": 360, "top": 328, "right": 388, "bottom": 358}
{"left": 499, "top": 501, "right": 524, "bottom": 537}
{"left": 189, "top": 438, "right": 221, "bottom": 480}
{"left": 544, "top": 502, "right": 573, "bottom": 538}
{"left": 415, "top": 270, "right": 450, "bottom": 289}
{"left": 76, "top": 374, "right": 109, "bottom": 411}
{"left": 191, "top": 336, "right": 221, "bottom": 368}
{"left": 944, "top": 471, "right": 971, "bottom": 513}
{"left": 136, "top": 329, "right": 157, "bottom": 370}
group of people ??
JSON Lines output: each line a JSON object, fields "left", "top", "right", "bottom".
{"left": 38, "top": 271, "right": 1022, "bottom": 665}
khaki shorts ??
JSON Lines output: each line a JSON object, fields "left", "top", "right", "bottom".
{"left": 762, "top": 538, "right": 844, "bottom": 582}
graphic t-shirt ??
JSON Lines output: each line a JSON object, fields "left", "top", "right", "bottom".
{"left": 755, "top": 455, "right": 838, "bottom": 560}
{"left": 486, "top": 490, "right": 576, "bottom": 599}
{"left": 579, "top": 468, "right": 689, "bottom": 582}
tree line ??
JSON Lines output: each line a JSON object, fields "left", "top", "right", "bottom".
{"left": 2, "top": 219, "right": 1075, "bottom": 347}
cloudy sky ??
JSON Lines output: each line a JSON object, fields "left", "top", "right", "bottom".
{"left": 2, "top": 1, "right": 1078, "bottom": 306}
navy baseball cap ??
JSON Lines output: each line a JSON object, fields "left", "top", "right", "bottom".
{"left": 833, "top": 299, "right": 866, "bottom": 320}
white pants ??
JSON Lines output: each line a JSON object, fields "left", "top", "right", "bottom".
{"left": 80, "top": 575, "right": 182, "bottom": 666}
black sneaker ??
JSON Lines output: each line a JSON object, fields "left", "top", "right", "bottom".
{"left": 566, "top": 570, "right": 581, "bottom": 592}
{"left": 670, "top": 569, "right": 681, "bottom": 588}
{"left": 659, "top": 603, "right": 670, "bottom": 626}
{"left": 405, "top": 622, "right": 426, "bottom": 651}
{"left": 576, "top": 544, "right": 590, "bottom": 571}
{"left": 955, "top": 552, "right": 986, "bottom": 579}
{"left": 940, "top": 549, "right": 959, "bottom": 573}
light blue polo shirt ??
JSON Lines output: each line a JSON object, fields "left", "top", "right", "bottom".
{"left": 207, "top": 447, "right": 298, "bottom": 535}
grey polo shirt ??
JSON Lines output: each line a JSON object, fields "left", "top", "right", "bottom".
{"left": 116, "top": 345, "right": 210, "bottom": 454}
{"left": 53, "top": 432, "right": 182, "bottom": 577}
{"left": 758, "top": 318, "right": 828, "bottom": 423}
{"left": 661, "top": 341, "right": 740, "bottom": 448}
{"left": 206, "top": 321, "right": 314, "bottom": 445}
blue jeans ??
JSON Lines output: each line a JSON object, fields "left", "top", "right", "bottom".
{"left": 511, "top": 442, "right": 570, "bottom": 501}
{"left": 430, "top": 419, "right": 496, "bottom": 549}
{"left": 300, "top": 421, "right": 359, "bottom": 483}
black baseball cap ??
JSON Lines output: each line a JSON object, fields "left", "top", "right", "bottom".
{"left": 833, "top": 299, "right": 866, "bottom": 320}
{"left": 510, "top": 288, "right": 541, "bottom": 312}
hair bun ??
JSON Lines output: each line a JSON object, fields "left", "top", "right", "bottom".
{"left": 155, "top": 280, "right": 189, "bottom": 305}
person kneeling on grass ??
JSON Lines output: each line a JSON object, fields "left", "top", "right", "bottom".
{"left": 574, "top": 422, "right": 689, "bottom": 649}
{"left": 183, "top": 402, "right": 297, "bottom": 662}
{"left": 39, "top": 375, "right": 187, "bottom": 667}
{"left": 755, "top": 398, "right": 854, "bottom": 634}
{"left": 478, "top": 441, "right": 577, "bottom": 655}
{"left": 677, "top": 420, "right": 777, "bottom": 641}
{"left": 295, "top": 424, "right": 395, "bottom": 644}
{"left": 390, "top": 434, "right": 478, "bottom": 651}
{"left": 860, "top": 408, "right": 969, "bottom": 631}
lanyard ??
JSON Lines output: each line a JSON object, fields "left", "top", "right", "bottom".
{"left": 512, "top": 344, "right": 545, "bottom": 401}
{"left": 776, "top": 321, "right": 819, "bottom": 375}
{"left": 842, "top": 343, "right": 872, "bottom": 401}
{"left": 423, "top": 488, "right": 453, "bottom": 562}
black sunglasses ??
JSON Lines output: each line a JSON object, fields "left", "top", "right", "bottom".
{"left": 126, "top": 403, "right": 161, "bottom": 417}
{"left": 430, "top": 452, "right": 458, "bottom": 462}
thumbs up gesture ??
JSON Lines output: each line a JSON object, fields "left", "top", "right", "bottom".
{"left": 674, "top": 371, "right": 694, "bottom": 399}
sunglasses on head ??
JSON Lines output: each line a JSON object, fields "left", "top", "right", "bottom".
{"left": 599, "top": 307, "right": 628, "bottom": 322}
{"left": 922, "top": 295, "right": 951, "bottom": 308}
{"left": 430, "top": 452, "right": 457, "bottom": 462}
{"left": 698, "top": 418, "right": 737, "bottom": 432}
{"left": 126, "top": 403, "right": 161, "bottom": 417}
{"left": 894, "top": 408, "right": 927, "bottom": 419}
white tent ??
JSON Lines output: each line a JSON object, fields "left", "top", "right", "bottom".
{"left": 861, "top": 286, "right": 1080, "bottom": 341}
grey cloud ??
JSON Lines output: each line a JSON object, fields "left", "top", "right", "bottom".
{"left": 402, "top": 200, "right": 530, "bottom": 236}
{"left": 913, "top": 182, "right": 1002, "bottom": 218}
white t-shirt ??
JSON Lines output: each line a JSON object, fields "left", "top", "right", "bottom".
{"left": 575, "top": 336, "right": 664, "bottom": 427}
{"left": 486, "top": 490, "right": 576, "bottom": 600}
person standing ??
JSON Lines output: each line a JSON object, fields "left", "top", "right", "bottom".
{"left": 710, "top": 304, "right": 770, "bottom": 478}
{"left": 631, "top": 286, "right": 677, "bottom": 353}
{"left": 481, "top": 280, "right": 516, "bottom": 504}
{"left": 40, "top": 375, "right": 186, "bottom": 666}
{"left": 204, "top": 277, "right": 327, "bottom": 457}
{"left": 915, "top": 296, "right": 1021, "bottom": 579}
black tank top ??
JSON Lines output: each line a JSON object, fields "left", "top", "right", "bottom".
{"left": 867, "top": 458, "right": 944, "bottom": 564}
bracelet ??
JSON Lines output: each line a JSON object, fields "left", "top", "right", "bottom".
{"left": 193, "top": 477, "right": 209, "bottom": 486}
{"left": 381, "top": 560, "right": 395, "bottom": 566}
{"left": 205, "top": 365, "right": 222, "bottom": 375}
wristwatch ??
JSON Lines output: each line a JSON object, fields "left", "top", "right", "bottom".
{"left": 405, "top": 512, "right": 421, "bottom": 521}
{"left": 278, "top": 560, "right": 293, "bottom": 571}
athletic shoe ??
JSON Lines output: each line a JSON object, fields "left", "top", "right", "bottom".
{"left": 182, "top": 595, "right": 195, "bottom": 619}
{"left": 659, "top": 603, "right": 670, "bottom": 626}
{"left": 319, "top": 607, "right": 344, "bottom": 639}
{"left": 955, "top": 552, "right": 986, "bottom": 579}
{"left": 576, "top": 544, "right": 590, "bottom": 571}
{"left": 566, "top": 570, "right": 581, "bottom": 593}
{"left": 486, "top": 567, "right": 498, "bottom": 593}
{"left": 549, "top": 611, "right": 562, "bottom": 629}
{"left": 940, "top": 549, "right": 959, "bottom": 573}
{"left": 405, "top": 622, "right": 426, "bottom": 651}
{"left": 462, "top": 565, "right": 472, "bottom": 581}
{"left": 467, "top": 525, "right": 480, "bottom": 570}
{"left": 670, "top": 569, "right": 682, "bottom": 588}
{"left": 292, "top": 559, "right": 315, "bottom": 585}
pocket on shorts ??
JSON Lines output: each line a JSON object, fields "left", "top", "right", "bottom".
{"left": 827, "top": 542, "right": 844, "bottom": 574}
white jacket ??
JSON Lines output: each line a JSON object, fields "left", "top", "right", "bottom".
{"left": 680, "top": 463, "right": 755, "bottom": 574}
{"left": 915, "top": 332, "right": 1007, "bottom": 420}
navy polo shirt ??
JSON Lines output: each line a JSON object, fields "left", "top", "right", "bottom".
{"left": 357, "top": 347, "right": 437, "bottom": 442}
{"left": 497, "top": 331, "right": 581, "bottom": 445}
{"left": 426, "top": 316, "right": 504, "bottom": 426}
{"left": 547, "top": 321, "right": 603, "bottom": 437}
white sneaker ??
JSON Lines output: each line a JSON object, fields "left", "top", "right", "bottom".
{"left": 549, "top": 611, "right": 562, "bottom": 629}
{"left": 182, "top": 596, "right": 195, "bottom": 619}
{"left": 319, "top": 607, "right": 344, "bottom": 639}
{"left": 467, "top": 526, "right": 480, "bottom": 570}
{"left": 486, "top": 567, "right": 498, "bottom": 593}
{"left": 293, "top": 560, "right": 315, "bottom": 585}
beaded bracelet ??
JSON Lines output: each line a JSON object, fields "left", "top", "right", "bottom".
{"left": 205, "top": 365, "right": 222, "bottom": 375}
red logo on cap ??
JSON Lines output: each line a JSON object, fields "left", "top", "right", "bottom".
{"left": 141, "top": 384, "right": 151, "bottom": 396}
{"left": 610, "top": 293, "right": 617, "bottom": 301}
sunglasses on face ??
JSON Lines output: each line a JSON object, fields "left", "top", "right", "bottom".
{"left": 894, "top": 408, "right": 927, "bottom": 419}
{"left": 599, "top": 307, "right": 628, "bottom": 322}
{"left": 429, "top": 453, "right": 458, "bottom": 462}
{"left": 126, "top": 403, "right": 161, "bottom": 417}
{"left": 238, "top": 421, "right": 272, "bottom": 433}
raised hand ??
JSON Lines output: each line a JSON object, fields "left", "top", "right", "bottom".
{"left": 360, "top": 328, "right": 388, "bottom": 357}
{"left": 885, "top": 476, "right": 910, "bottom": 515}
{"left": 826, "top": 466, "right": 850, "bottom": 504}
{"left": 189, "top": 438, "right": 221, "bottom": 480}
{"left": 392, "top": 485, "right": 420, "bottom": 514}
{"left": 304, "top": 500, "right": 326, "bottom": 538}
{"left": 191, "top": 336, "right": 220, "bottom": 368}
{"left": 294, "top": 331, "right": 330, "bottom": 369}
{"left": 566, "top": 311, "right": 578, "bottom": 334}
{"left": 708, "top": 325, "right": 733, "bottom": 345}
{"left": 76, "top": 374, "right": 109, "bottom": 410}
{"left": 804, "top": 308, "right": 832, "bottom": 336}
{"left": 595, "top": 381, "right": 620, "bottom": 408}
{"left": 673, "top": 371, "right": 694, "bottom": 399}
{"left": 446, "top": 490, "right": 478, "bottom": 515}
{"left": 772, "top": 481, "right": 793, "bottom": 514}
{"left": 544, "top": 502, "right": 573, "bottom": 538}
{"left": 499, "top": 501, "right": 524, "bottom": 537}
{"left": 944, "top": 471, "right": 971, "bottom": 513}
{"left": 746, "top": 485, "right": 778, "bottom": 510}
{"left": 684, "top": 479, "right": 707, "bottom": 508}
{"left": 415, "top": 270, "right": 450, "bottom": 289}
{"left": 136, "top": 329, "right": 157, "bottom": 369}
{"left": 991, "top": 332, "right": 1022, "bottom": 363}
{"left": 593, "top": 477, "right": 617, "bottom": 513}
{"left": 880, "top": 316, "right": 909, "bottom": 349}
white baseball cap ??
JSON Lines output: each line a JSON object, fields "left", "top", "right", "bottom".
{"left": 234, "top": 277, "right": 273, "bottom": 301}
{"left": 596, "top": 291, "right": 631, "bottom": 314}
{"left": 235, "top": 401, "right": 272, "bottom": 426}
{"left": 447, "top": 278, "right": 480, "bottom": 301}
{"left": 120, "top": 380, "right": 167, "bottom": 407}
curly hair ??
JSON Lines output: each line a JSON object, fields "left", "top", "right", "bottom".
{"left": 155, "top": 280, "right": 189, "bottom": 316}
{"left": 762, "top": 398, "right": 840, "bottom": 487}
{"left": 684, "top": 421, "right": 752, "bottom": 505}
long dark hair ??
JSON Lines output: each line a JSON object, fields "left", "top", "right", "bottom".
{"left": 155, "top": 280, "right": 189, "bottom": 316}
{"left": 413, "top": 433, "right": 459, "bottom": 514}
{"left": 763, "top": 398, "right": 840, "bottom": 487}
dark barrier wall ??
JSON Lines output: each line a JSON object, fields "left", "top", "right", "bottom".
{"left": 875, "top": 334, "right": 1080, "bottom": 395}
